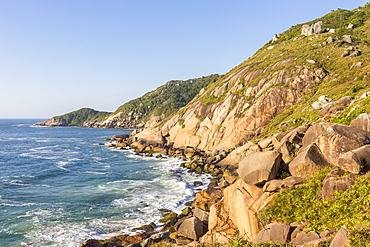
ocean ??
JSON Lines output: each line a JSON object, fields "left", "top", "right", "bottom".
{"left": 0, "top": 119, "right": 210, "bottom": 247}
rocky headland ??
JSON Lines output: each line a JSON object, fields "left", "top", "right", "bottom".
{"left": 75, "top": 4, "right": 370, "bottom": 246}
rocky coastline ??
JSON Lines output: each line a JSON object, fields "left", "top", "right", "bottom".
{"left": 80, "top": 112, "right": 370, "bottom": 247}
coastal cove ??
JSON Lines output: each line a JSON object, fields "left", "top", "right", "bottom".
{"left": 0, "top": 119, "right": 211, "bottom": 247}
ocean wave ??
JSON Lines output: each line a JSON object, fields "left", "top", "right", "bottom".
{"left": 81, "top": 171, "right": 107, "bottom": 175}
{"left": 56, "top": 161, "right": 71, "bottom": 172}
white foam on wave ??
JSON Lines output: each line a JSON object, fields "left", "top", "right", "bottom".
{"left": 35, "top": 139, "right": 52, "bottom": 143}
{"left": 5, "top": 179, "right": 51, "bottom": 188}
{"left": 56, "top": 161, "right": 71, "bottom": 172}
{"left": 81, "top": 171, "right": 107, "bottom": 175}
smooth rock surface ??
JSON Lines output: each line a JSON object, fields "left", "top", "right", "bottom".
{"left": 238, "top": 151, "right": 282, "bottom": 185}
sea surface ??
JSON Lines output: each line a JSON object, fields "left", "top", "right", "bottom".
{"left": 0, "top": 119, "right": 210, "bottom": 247}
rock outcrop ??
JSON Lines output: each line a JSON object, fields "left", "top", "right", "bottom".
{"left": 136, "top": 57, "right": 326, "bottom": 151}
{"left": 301, "top": 21, "right": 323, "bottom": 36}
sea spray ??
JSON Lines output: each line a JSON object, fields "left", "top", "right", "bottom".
{"left": 0, "top": 119, "right": 210, "bottom": 247}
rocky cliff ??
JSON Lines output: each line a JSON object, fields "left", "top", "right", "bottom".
{"left": 111, "top": 4, "right": 370, "bottom": 246}
{"left": 134, "top": 6, "right": 370, "bottom": 153}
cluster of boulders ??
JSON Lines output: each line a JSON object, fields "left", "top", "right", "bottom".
{"left": 83, "top": 89, "right": 370, "bottom": 247}
{"left": 83, "top": 120, "right": 145, "bottom": 129}
{"left": 311, "top": 93, "right": 369, "bottom": 120}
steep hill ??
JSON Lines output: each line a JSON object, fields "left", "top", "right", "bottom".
{"left": 135, "top": 4, "right": 370, "bottom": 151}
{"left": 38, "top": 74, "right": 218, "bottom": 128}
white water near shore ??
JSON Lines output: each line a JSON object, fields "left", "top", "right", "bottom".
{"left": 0, "top": 119, "right": 211, "bottom": 247}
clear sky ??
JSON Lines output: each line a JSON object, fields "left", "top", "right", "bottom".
{"left": 0, "top": 0, "right": 368, "bottom": 118}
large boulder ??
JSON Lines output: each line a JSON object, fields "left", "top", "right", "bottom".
{"left": 193, "top": 207, "right": 210, "bottom": 222}
{"left": 133, "top": 127, "right": 166, "bottom": 146}
{"left": 223, "top": 179, "right": 275, "bottom": 241}
{"left": 237, "top": 151, "right": 282, "bottom": 185}
{"left": 289, "top": 143, "right": 332, "bottom": 178}
{"left": 302, "top": 123, "right": 370, "bottom": 166}
{"left": 177, "top": 217, "right": 206, "bottom": 240}
{"left": 329, "top": 226, "right": 349, "bottom": 247}
{"left": 201, "top": 200, "right": 237, "bottom": 245}
{"left": 253, "top": 223, "right": 292, "bottom": 244}
{"left": 350, "top": 113, "right": 370, "bottom": 131}
{"left": 322, "top": 169, "right": 358, "bottom": 200}
{"left": 337, "top": 145, "right": 370, "bottom": 174}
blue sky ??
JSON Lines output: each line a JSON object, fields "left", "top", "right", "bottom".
{"left": 0, "top": 0, "right": 367, "bottom": 118}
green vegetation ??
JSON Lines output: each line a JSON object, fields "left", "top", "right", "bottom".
{"left": 259, "top": 168, "right": 370, "bottom": 246}
{"left": 113, "top": 74, "right": 219, "bottom": 123}
{"left": 52, "top": 108, "right": 110, "bottom": 125}
{"left": 331, "top": 96, "right": 370, "bottom": 125}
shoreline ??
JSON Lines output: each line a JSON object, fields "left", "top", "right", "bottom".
{"left": 79, "top": 133, "right": 238, "bottom": 247}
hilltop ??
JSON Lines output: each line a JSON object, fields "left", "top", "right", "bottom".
{"left": 37, "top": 74, "right": 218, "bottom": 128}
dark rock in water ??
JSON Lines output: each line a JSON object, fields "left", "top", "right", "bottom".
{"left": 159, "top": 212, "right": 178, "bottom": 223}
{"left": 193, "top": 181, "right": 203, "bottom": 186}
{"left": 132, "top": 222, "right": 156, "bottom": 232}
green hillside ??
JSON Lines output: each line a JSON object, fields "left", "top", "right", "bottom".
{"left": 191, "top": 4, "right": 370, "bottom": 139}
{"left": 52, "top": 108, "right": 111, "bottom": 126}
{"left": 113, "top": 74, "right": 219, "bottom": 122}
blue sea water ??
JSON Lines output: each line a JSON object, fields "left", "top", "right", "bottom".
{"left": 0, "top": 119, "right": 210, "bottom": 247}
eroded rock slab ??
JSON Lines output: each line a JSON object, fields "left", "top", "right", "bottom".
{"left": 338, "top": 145, "right": 370, "bottom": 174}
{"left": 238, "top": 151, "right": 282, "bottom": 185}
{"left": 289, "top": 143, "right": 332, "bottom": 178}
